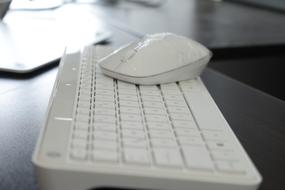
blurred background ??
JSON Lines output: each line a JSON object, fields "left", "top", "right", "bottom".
{"left": 0, "top": 0, "right": 285, "bottom": 100}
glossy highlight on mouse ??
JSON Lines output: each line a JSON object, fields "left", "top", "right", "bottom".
{"left": 99, "top": 33, "right": 212, "bottom": 85}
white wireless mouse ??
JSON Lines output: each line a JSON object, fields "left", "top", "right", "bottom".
{"left": 99, "top": 33, "right": 212, "bottom": 85}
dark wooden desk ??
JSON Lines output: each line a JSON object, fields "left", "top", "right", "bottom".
{"left": 0, "top": 1, "right": 285, "bottom": 190}
{"left": 93, "top": 0, "right": 285, "bottom": 48}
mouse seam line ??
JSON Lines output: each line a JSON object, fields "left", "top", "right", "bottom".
{"left": 100, "top": 56, "right": 210, "bottom": 79}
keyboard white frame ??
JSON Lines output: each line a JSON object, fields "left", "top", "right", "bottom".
{"left": 33, "top": 46, "right": 262, "bottom": 190}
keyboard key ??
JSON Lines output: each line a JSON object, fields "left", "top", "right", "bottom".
{"left": 70, "top": 148, "right": 87, "bottom": 161}
{"left": 140, "top": 85, "right": 159, "bottom": 91}
{"left": 183, "top": 90, "right": 224, "bottom": 131}
{"left": 211, "top": 151, "right": 239, "bottom": 161}
{"left": 147, "top": 122, "right": 171, "bottom": 130}
{"left": 96, "top": 82, "right": 113, "bottom": 88}
{"left": 75, "top": 122, "right": 89, "bottom": 130}
{"left": 95, "top": 95, "right": 114, "bottom": 102}
{"left": 151, "top": 138, "right": 177, "bottom": 148}
{"left": 94, "top": 115, "right": 116, "bottom": 124}
{"left": 79, "top": 88, "right": 91, "bottom": 95}
{"left": 93, "top": 122, "right": 116, "bottom": 131}
{"left": 161, "top": 84, "right": 180, "bottom": 92}
{"left": 170, "top": 113, "right": 193, "bottom": 121}
{"left": 215, "top": 161, "right": 245, "bottom": 174}
{"left": 124, "top": 148, "right": 150, "bottom": 165}
{"left": 79, "top": 89, "right": 91, "bottom": 96}
{"left": 94, "top": 108, "right": 116, "bottom": 116}
{"left": 120, "top": 107, "right": 141, "bottom": 115}
{"left": 179, "top": 137, "right": 204, "bottom": 146}
{"left": 96, "top": 82, "right": 114, "bottom": 88}
{"left": 81, "top": 83, "right": 92, "bottom": 90}
{"left": 144, "top": 107, "right": 167, "bottom": 115}
{"left": 179, "top": 80, "right": 200, "bottom": 91}
{"left": 118, "top": 89, "right": 137, "bottom": 95}
{"left": 119, "top": 101, "right": 139, "bottom": 108}
{"left": 95, "top": 83, "right": 114, "bottom": 90}
{"left": 143, "top": 101, "right": 164, "bottom": 108}
{"left": 141, "top": 95, "right": 162, "bottom": 102}
{"left": 160, "top": 83, "right": 179, "bottom": 91}
{"left": 165, "top": 100, "right": 186, "bottom": 107}
{"left": 145, "top": 115, "right": 169, "bottom": 123}
{"left": 78, "top": 94, "right": 91, "bottom": 102}
{"left": 203, "top": 131, "right": 228, "bottom": 141}
{"left": 93, "top": 120, "right": 117, "bottom": 129}
{"left": 167, "top": 106, "right": 189, "bottom": 114}
{"left": 92, "top": 150, "right": 118, "bottom": 162}
{"left": 175, "top": 128, "right": 200, "bottom": 137}
{"left": 140, "top": 90, "right": 160, "bottom": 96}
{"left": 81, "top": 75, "right": 92, "bottom": 81}
{"left": 149, "top": 130, "right": 174, "bottom": 139}
{"left": 122, "top": 129, "right": 145, "bottom": 138}
{"left": 207, "top": 141, "right": 233, "bottom": 151}
{"left": 161, "top": 89, "right": 181, "bottom": 95}
{"left": 118, "top": 94, "right": 139, "bottom": 102}
{"left": 153, "top": 148, "right": 183, "bottom": 168}
{"left": 121, "top": 121, "right": 144, "bottom": 130}
{"left": 183, "top": 146, "right": 213, "bottom": 171}
{"left": 172, "top": 120, "right": 197, "bottom": 129}
{"left": 123, "top": 138, "right": 148, "bottom": 148}
{"left": 121, "top": 114, "right": 142, "bottom": 122}
{"left": 77, "top": 107, "right": 90, "bottom": 115}
{"left": 118, "top": 81, "right": 136, "bottom": 90}
{"left": 95, "top": 102, "right": 115, "bottom": 109}
{"left": 93, "top": 140, "right": 118, "bottom": 150}
{"left": 163, "top": 94, "right": 184, "bottom": 101}
{"left": 73, "top": 130, "right": 88, "bottom": 139}
{"left": 76, "top": 114, "right": 90, "bottom": 123}
{"left": 96, "top": 76, "right": 113, "bottom": 84}
{"left": 93, "top": 131, "right": 117, "bottom": 141}
{"left": 72, "top": 139, "right": 87, "bottom": 149}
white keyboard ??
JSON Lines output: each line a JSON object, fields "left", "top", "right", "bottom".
{"left": 33, "top": 46, "right": 262, "bottom": 190}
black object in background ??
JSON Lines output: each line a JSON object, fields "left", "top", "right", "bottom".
{"left": 227, "top": 0, "right": 285, "bottom": 12}
{"left": 0, "top": 0, "right": 11, "bottom": 19}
